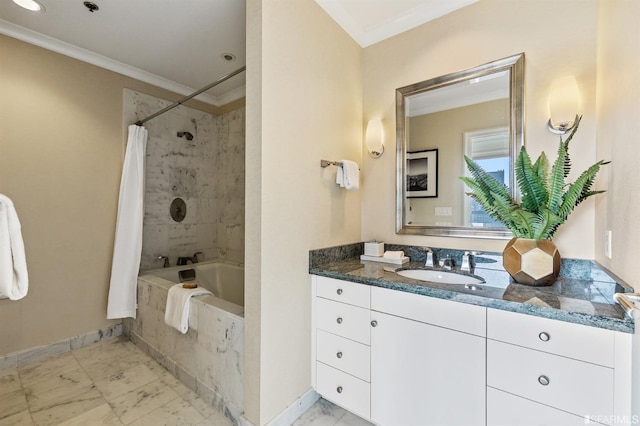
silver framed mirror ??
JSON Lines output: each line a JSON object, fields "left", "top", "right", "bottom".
{"left": 396, "top": 53, "right": 524, "bottom": 239}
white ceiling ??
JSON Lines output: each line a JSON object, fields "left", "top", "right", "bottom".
{"left": 314, "top": 0, "right": 479, "bottom": 47}
{"left": 0, "top": 0, "right": 478, "bottom": 106}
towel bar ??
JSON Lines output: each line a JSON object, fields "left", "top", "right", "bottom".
{"left": 320, "top": 160, "right": 342, "bottom": 168}
{"left": 613, "top": 293, "right": 640, "bottom": 320}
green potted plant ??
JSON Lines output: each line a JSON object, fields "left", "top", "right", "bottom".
{"left": 460, "top": 116, "right": 608, "bottom": 286}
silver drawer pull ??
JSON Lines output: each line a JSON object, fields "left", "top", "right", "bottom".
{"left": 337, "top": 288, "right": 343, "bottom": 295}
{"left": 539, "top": 332, "right": 550, "bottom": 342}
{"left": 538, "top": 375, "right": 550, "bottom": 386}
{"left": 336, "top": 317, "right": 343, "bottom": 324}
{"left": 371, "top": 320, "right": 378, "bottom": 327}
{"left": 336, "top": 386, "right": 343, "bottom": 394}
{"left": 336, "top": 351, "right": 343, "bottom": 359}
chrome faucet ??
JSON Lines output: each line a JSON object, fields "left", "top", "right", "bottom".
{"left": 192, "top": 251, "right": 203, "bottom": 263}
{"left": 460, "top": 251, "right": 480, "bottom": 272}
{"left": 157, "top": 256, "right": 170, "bottom": 268}
{"left": 424, "top": 248, "right": 436, "bottom": 267}
{"left": 440, "top": 256, "right": 454, "bottom": 270}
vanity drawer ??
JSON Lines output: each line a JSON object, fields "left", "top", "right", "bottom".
{"left": 487, "top": 387, "right": 590, "bottom": 426}
{"left": 316, "top": 276, "right": 370, "bottom": 308}
{"left": 316, "top": 362, "right": 370, "bottom": 421}
{"left": 487, "top": 340, "right": 613, "bottom": 418}
{"left": 371, "top": 286, "right": 486, "bottom": 336}
{"left": 487, "top": 309, "right": 614, "bottom": 366}
{"left": 317, "top": 329, "right": 370, "bottom": 381}
{"left": 316, "top": 297, "right": 370, "bottom": 344}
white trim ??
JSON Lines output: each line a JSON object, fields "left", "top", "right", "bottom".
{"left": 314, "top": 0, "right": 479, "bottom": 47}
{"left": 266, "top": 388, "right": 321, "bottom": 426}
{"left": 0, "top": 19, "right": 245, "bottom": 107}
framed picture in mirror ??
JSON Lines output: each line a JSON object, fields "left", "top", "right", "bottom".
{"left": 406, "top": 149, "right": 438, "bottom": 198}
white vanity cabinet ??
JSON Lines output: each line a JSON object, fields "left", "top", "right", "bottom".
{"left": 312, "top": 276, "right": 487, "bottom": 425}
{"left": 486, "top": 308, "right": 632, "bottom": 426}
{"left": 312, "top": 275, "right": 632, "bottom": 426}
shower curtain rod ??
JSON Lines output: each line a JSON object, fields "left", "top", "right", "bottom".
{"left": 134, "top": 65, "right": 246, "bottom": 126}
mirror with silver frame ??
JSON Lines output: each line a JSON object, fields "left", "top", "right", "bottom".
{"left": 396, "top": 53, "right": 524, "bottom": 239}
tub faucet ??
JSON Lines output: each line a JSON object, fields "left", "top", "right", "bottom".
{"left": 177, "top": 256, "right": 193, "bottom": 266}
{"left": 192, "top": 251, "right": 203, "bottom": 263}
{"left": 157, "top": 256, "right": 170, "bottom": 268}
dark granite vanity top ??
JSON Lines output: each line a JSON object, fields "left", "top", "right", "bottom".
{"left": 309, "top": 243, "right": 635, "bottom": 334}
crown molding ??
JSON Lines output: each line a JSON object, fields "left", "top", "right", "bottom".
{"left": 0, "top": 19, "right": 245, "bottom": 107}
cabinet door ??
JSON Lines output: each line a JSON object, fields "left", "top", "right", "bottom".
{"left": 371, "top": 311, "right": 486, "bottom": 426}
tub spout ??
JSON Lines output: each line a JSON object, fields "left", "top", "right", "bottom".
{"left": 177, "top": 256, "right": 193, "bottom": 266}
{"left": 157, "top": 256, "right": 170, "bottom": 268}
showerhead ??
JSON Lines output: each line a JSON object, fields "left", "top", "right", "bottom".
{"left": 177, "top": 131, "right": 194, "bottom": 141}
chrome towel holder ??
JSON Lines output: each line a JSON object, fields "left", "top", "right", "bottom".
{"left": 613, "top": 293, "right": 640, "bottom": 319}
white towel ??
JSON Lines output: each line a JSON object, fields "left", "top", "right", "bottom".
{"left": 383, "top": 250, "right": 405, "bottom": 259}
{"left": 164, "top": 284, "right": 212, "bottom": 334}
{"left": 0, "top": 194, "right": 28, "bottom": 301}
{"left": 335, "top": 160, "right": 359, "bottom": 191}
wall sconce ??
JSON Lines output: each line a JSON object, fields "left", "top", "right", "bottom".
{"left": 12, "top": 0, "right": 45, "bottom": 11}
{"left": 547, "top": 76, "right": 581, "bottom": 135}
{"left": 365, "top": 118, "right": 384, "bottom": 158}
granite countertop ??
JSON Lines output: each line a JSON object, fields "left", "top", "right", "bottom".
{"left": 309, "top": 243, "right": 635, "bottom": 334}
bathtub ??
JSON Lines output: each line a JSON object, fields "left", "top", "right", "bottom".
{"left": 142, "top": 260, "right": 244, "bottom": 307}
{"left": 125, "top": 259, "right": 245, "bottom": 422}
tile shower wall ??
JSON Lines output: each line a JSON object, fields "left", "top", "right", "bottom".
{"left": 124, "top": 90, "right": 245, "bottom": 271}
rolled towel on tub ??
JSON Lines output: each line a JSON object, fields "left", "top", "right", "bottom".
{"left": 164, "top": 284, "right": 212, "bottom": 333}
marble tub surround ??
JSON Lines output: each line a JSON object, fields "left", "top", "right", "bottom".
{"left": 124, "top": 90, "right": 245, "bottom": 271}
{"left": 123, "top": 274, "right": 244, "bottom": 424}
{"left": 309, "top": 243, "right": 634, "bottom": 333}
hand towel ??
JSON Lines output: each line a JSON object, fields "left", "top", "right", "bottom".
{"left": 336, "top": 160, "right": 359, "bottom": 191}
{"left": 383, "top": 250, "right": 405, "bottom": 259}
{"left": 0, "top": 194, "right": 28, "bottom": 300}
{"left": 164, "top": 284, "right": 212, "bottom": 333}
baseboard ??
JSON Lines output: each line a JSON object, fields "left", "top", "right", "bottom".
{"left": 0, "top": 323, "right": 123, "bottom": 371}
{"left": 265, "top": 388, "right": 321, "bottom": 426}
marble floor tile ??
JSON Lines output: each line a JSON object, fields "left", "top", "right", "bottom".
{"left": 94, "top": 363, "right": 159, "bottom": 402}
{"left": 128, "top": 397, "right": 205, "bottom": 426}
{"left": 18, "top": 353, "right": 80, "bottom": 388}
{"left": 72, "top": 336, "right": 137, "bottom": 367}
{"left": 29, "top": 384, "right": 105, "bottom": 426}
{"left": 83, "top": 349, "right": 155, "bottom": 383}
{"left": 0, "top": 369, "right": 22, "bottom": 397}
{"left": 56, "top": 403, "right": 123, "bottom": 426}
{"left": 195, "top": 411, "right": 234, "bottom": 426}
{"left": 0, "top": 410, "right": 33, "bottom": 426}
{"left": 23, "top": 367, "right": 95, "bottom": 412}
{"left": 109, "top": 379, "right": 181, "bottom": 425}
{"left": 0, "top": 389, "right": 28, "bottom": 422}
{"left": 292, "top": 398, "right": 373, "bottom": 426}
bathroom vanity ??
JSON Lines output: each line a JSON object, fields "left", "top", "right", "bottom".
{"left": 309, "top": 244, "right": 634, "bottom": 426}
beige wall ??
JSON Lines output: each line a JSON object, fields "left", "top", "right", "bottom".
{"left": 595, "top": 0, "right": 640, "bottom": 290}
{"left": 361, "top": 0, "right": 599, "bottom": 258}
{"left": 595, "top": 1, "right": 640, "bottom": 412}
{"left": 0, "top": 34, "right": 223, "bottom": 356}
{"left": 245, "top": 0, "right": 362, "bottom": 423}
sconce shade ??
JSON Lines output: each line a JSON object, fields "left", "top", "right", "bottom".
{"left": 547, "top": 76, "right": 580, "bottom": 134}
{"left": 12, "top": 0, "right": 44, "bottom": 11}
{"left": 366, "top": 118, "right": 384, "bottom": 158}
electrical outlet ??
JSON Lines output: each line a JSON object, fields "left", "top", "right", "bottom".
{"left": 604, "top": 230, "right": 612, "bottom": 259}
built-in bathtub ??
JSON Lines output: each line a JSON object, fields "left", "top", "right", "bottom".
{"left": 123, "top": 260, "right": 244, "bottom": 424}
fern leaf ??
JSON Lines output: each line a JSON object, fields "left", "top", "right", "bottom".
{"left": 547, "top": 137, "right": 567, "bottom": 215}
{"left": 463, "top": 156, "right": 511, "bottom": 200}
{"left": 558, "top": 160, "right": 607, "bottom": 220}
{"left": 515, "top": 147, "right": 548, "bottom": 214}
{"left": 531, "top": 208, "right": 565, "bottom": 240}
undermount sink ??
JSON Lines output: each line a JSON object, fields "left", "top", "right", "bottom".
{"left": 396, "top": 269, "right": 484, "bottom": 285}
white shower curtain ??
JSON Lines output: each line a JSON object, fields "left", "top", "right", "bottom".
{"left": 107, "top": 125, "right": 148, "bottom": 319}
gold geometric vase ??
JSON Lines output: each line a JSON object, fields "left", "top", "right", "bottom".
{"left": 502, "top": 238, "right": 561, "bottom": 286}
